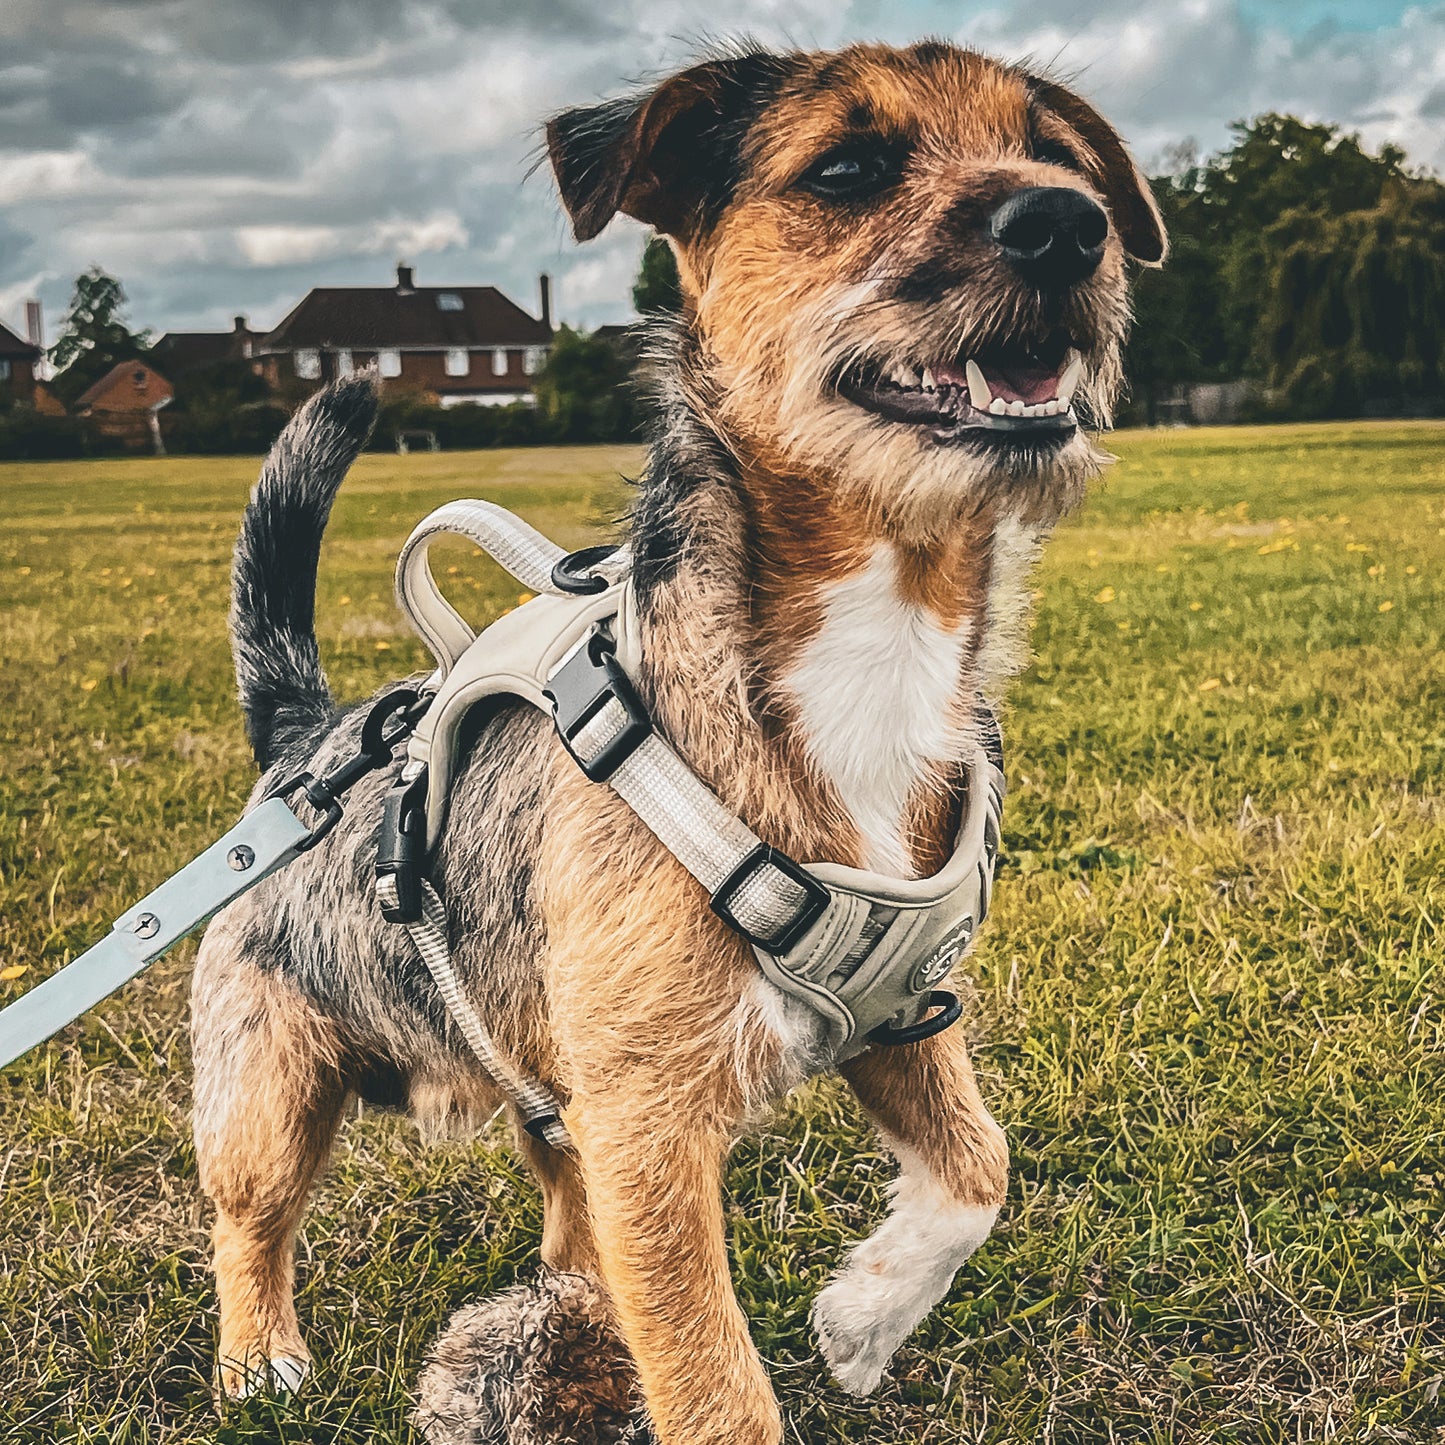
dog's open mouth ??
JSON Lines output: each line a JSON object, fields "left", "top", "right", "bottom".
{"left": 838, "top": 330, "right": 1083, "bottom": 440}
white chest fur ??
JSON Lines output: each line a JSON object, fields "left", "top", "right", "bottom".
{"left": 783, "top": 545, "right": 971, "bottom": 876}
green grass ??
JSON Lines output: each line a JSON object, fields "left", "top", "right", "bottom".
{"left": 1, "top": 424, "right": 1442, "bottom": 1443}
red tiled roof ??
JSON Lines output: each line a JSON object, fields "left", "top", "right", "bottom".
{"left": 258, "top": 285, "right": 550, "bottom": 352}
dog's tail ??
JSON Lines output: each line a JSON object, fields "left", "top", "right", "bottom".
{"left": 230, "top": 372, "right": 378, "bottom": 770}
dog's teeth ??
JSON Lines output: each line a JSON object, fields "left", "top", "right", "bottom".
{"left": 988, "top": 397, "right": 1007, "bottom": 415}
{"left": 1007, "top": 399, "right": 1026, "bottom": 416}
{"left": 921, "top": 367, "right": 936, "bottom": 392}
{"left": 1057, "top": 351, "right": 1084, "bottom": 406}
{"left": 964, "top": 359, "right": 991, "bottom": 411}
{"left": 1041, "top": 399, "right": 1060, "bottom": 415}
{"left": 897, "top": 364, "right": 919, "bottom": 388}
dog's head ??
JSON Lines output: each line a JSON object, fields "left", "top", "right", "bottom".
{"left": 548, "top": 42, "right": 1164, "bottom": 533}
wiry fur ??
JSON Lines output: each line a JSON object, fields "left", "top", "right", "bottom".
{"left": 191, "top": 38, "right": 1163, "bottom": 1445}
{"left": 415, "top": 1272, "right": 653, "bottom": 1445}
{"left": 230, "top": 372, "right": 377, "bottom": 767}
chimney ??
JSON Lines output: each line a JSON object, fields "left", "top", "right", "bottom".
{"left": 24, "top": 299, "right": 43, "bottom": 350}
{"left": 233, "top": 314, "right": 248, "bottom": 333}
{"left": 396, "top": 262, "right": 415, "bottom": 294}
{"left": 539, "top": 273, "right": 552, "bottom": 330}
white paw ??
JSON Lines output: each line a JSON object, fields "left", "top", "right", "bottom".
{"left": 812, "top": 1270, "right": 909, "bottom": 1396}
{"left": 227, "top": 1354, "right": 312, "bottom": 1398}
{"left": 813, "top": 1190, "right": 999, "bottom": 1396}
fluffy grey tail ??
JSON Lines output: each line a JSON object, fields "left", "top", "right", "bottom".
{"left": 230, "top": 373, "right": 378, "bottom": 769}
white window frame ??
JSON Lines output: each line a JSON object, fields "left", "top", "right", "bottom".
{"left": 491, "top": 348, "right": 510, "bottom": 377}
{"left": 335, "top": 348, "right": 354, "bottom": 378}
{"left": 0, "top": 360, "right": 11, "bottom": 381}
{"left": 378, "top": 348, "right": 402, "bottom": 378}
{"left": 523, "top": 346, "right": 546, "bottom": 376}
{"left": 444, "top": 348, "right": 470, "bottom": 377}
{"left": 294, "top": 349, "right": 321, "bottom": 380}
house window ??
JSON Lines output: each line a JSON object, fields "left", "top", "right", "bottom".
{"left": 133, "top": 368, "right": 147, "bottom": 389}
{"left": 0, "top": 361, "right": 10, "bottom": 381}
{"left": 378, "top": 349, "right": 402, "bottom": 378}
{"left": 491, "top": 348, "right": 510, "bottom": 377}
{"left": 436, "top": 293, "right": 464, "bottom": 312}
{"left": 335, "top": 349, "right": 354, "bottom": 378}
{"left": 523, "top": 347, "right": 547, "bottom": 376}
{"left": 444, "top": 348, "right": 470, "bottom": 377}
{"left": 294, "top": 349, "right": 321, "bottom": 380}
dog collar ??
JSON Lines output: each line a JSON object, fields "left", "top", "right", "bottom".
{"left": 383, "top": 501, "right": 1005, "bottom": 1067}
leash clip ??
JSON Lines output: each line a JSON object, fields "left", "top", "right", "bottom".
{"left": 376, "top": 769, "right": 429, "bottom": 923}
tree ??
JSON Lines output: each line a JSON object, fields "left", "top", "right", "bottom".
{"left": 1124, "top": 116, "right": 1439, "bottom": 420}
{"left": 633, "top": 235, "right": 682, "bottom": 314}
{"left": 1259, "top": 178, "right": 1445, "bottom": 416}
{"left": 49, "top": 267, "right": 152, "bottom": 405}
{"left": 532, "top": 325, "right": 636, "bottom": 442}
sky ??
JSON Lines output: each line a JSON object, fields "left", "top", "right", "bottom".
{"left": 1, "top": 0, "right": 1442, "bottom": 345}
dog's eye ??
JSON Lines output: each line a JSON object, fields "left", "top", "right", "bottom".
{"left": 1033, "top": 138, "right": 1082, "bottom": 171}
{"left": 798, "top": 142, "right": 902, "bottom": 200}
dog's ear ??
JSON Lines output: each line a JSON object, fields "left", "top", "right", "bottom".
{"left": 1027, "top": 77, "right": 1167, "bottom": 265}
{"left": 546, "top": 54, "right": 784, "bottom": 243}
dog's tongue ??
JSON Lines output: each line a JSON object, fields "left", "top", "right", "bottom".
{"left": 934, "top": 361, "right": 1060, "bottom": 405}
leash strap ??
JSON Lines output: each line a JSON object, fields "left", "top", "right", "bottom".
{"left": 0, "top": 797, "right": 311, "bottom": 1069}
{"left": 377, "top": 874, "right": 572, "bottom": 1149}
{"left": 0, "top": 688, "right": 424, "bottom": 1071}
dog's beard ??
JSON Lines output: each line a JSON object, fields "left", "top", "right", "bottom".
{"left": 714, "top": 275, "right": 1126, "bottom": 537}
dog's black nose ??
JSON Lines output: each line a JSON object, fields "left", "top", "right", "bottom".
{"left": 990, "top": 187, "right": 1109, "bottom": 290}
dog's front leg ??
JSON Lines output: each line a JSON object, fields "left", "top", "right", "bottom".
{"left": 813, "top": 1026, "right": 1009, "bottom": 1395}
{"left": 561, "top": 1083, "right": 781, "bottom": 1445}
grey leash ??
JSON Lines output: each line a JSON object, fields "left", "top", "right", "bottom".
{"left": 0, "top": 687, "right": 428, "bottom": 1071}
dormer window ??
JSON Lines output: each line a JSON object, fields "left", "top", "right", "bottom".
{"left": 436, "top": 293, "right": 464, "bottom": 312}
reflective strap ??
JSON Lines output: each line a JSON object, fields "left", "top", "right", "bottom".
{"left": 568, "top": 706, "right": 825, "bottom": 951}
{"left": 379, "top": 873, "right": 572, "bottom": 1151}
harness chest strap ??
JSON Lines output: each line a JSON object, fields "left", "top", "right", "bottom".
{"left": 381, "top": 502, "right": 1006, "bottom": 1147}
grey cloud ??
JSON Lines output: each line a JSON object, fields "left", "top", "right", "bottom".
{"left": 2, "top": 0, "right": 1441, "bottom": 340}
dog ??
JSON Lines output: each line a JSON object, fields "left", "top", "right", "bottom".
{"left": 190, "top": 38, "right": 1164, "bottom": 1445}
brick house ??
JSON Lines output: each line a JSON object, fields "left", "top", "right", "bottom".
{"left": 75, "top": 360, "right": 174, "bottom": 453}
{"left": 0, "top": 317, "right": 64, "bottom": 414}
{"left": 151, "top": 315, "right": 263, "bottom": 379}
{"left": 254, "top": 265, "right": 553, "bottom": 406}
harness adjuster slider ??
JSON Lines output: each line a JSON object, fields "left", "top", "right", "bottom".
{"left": 545, "top": 630, "right": 652, "bottom": 784}
{"left": 711, "top": 845, "right": 831, "bottom": 955}
{"left": 376, "top": 770, "right": 429, "bottom": 924}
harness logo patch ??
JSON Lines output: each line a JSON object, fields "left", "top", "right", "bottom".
{"left": 913, "top": 915, "right": 974, "bottom": 992}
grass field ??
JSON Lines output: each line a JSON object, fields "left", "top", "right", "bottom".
{"left": 1, "top": 424, "right": 1442, "bottom": 1444}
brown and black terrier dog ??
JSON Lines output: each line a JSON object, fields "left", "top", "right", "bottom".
{"left": 190, "top": 38, "right": 1164, "bottom": 1445}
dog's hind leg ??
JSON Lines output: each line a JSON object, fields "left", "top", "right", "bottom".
{"left": 814, "top": 1026, "right": 1009, "bottom": 1395}
{"left": 191, "top": 914, "right": 348, "bottom": 1398}
{"left": 516, "top": 1123, "right": 597, "bottom": 1277}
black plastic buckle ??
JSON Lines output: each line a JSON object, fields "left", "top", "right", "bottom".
{"left": 544, "top": 631, "right": 652, "bottom": 783}
{"left": 551, "top": 545, "right": 618, "bottom": 597}
{"left": 376, "top": 769, "right": 429, "bottom": 923}
{"left": 710, "top": 845, "right": 831, "bottom": 954}
{"left": 868, "top": 990, "right": 963, "bottom": 1047}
